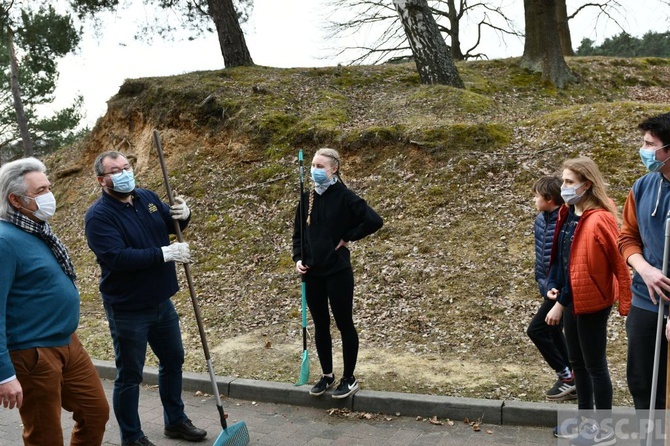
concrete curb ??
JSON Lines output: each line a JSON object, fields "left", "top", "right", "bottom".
{"left": 91, "top": 359, "right": 632, "bottom": 428}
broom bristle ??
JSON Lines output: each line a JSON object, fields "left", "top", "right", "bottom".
{"left": 213, "top": 421, "right": 250, "bottom": 446}
{"left": 295, "top": 350, "right": 310, "bottom": 386}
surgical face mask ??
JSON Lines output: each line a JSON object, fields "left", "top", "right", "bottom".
{"left": 639, "top": 144, "right": 670, "bottom": 172}
{"left": 110, "top": 169, "right": 135, "bottom": 194}
{"left": 560, "top": 183, "right": 584, "bottom": 206}
{"left": 22, "top": 191, "right": 57, "bottom": 222}
{"left": 311, "top": 167, "right": 329, "bottom": 185}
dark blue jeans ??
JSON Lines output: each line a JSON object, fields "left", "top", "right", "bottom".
{"left": 104, "top": 299, "right": 187, "bottom": 443}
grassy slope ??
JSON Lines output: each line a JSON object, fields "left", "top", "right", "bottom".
{"left": 47, "top": 57, "right": 670, "bottom": 405}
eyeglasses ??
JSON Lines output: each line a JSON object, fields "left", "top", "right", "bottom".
{"left": 100, "top": 166, "right": 133, "bottom": 176}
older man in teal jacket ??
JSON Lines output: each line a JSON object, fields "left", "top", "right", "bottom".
{"left": 0, "top": 157, "right": 108, "bottom": 445}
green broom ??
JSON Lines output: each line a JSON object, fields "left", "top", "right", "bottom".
{"left": 296, "top": 149, "right": 310, "bottom": 386}
{"left": 153, "top": 130, "right": 249, "bottom": 446}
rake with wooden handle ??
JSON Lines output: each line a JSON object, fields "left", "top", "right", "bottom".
{"left": 152, "top": 129, "right": 249, "bottom": 446}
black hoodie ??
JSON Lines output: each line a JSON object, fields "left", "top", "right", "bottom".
{"left": 292, "top": 181, "right": 383, "bottom": 276}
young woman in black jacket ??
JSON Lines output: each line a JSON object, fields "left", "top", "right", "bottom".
{"left": 292, "top": 148, "right": 383, "bottom": 399}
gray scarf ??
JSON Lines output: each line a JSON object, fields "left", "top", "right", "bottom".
{"left": 315, "top": 176, "right": 338, "bottom": 195}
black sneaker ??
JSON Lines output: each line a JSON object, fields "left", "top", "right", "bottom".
{"left": 310, "top": 374, "right": 336, "bottom": 396}
{"left": 564, "top": 387, "right": 578, "bottom": 400}
{"left": 164, "top": 419, "right": 207, "bottom": 441}
{"left": 122, "top": 436, "right": 156, "bottom": 446}
{"left": 547, "top": 377, "right": 576, "bottom": 400}
{"left": 332, "top": 376, "right": 359, "bottom": 399}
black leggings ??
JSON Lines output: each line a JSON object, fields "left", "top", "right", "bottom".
{"left": 304, "top": 267, "right": 358, "bottom": 378}
{"left": 564, "top": 305, "right": 612, "bottom": 410}
{"left": 527, "top": 297, "right": 571, "bottom": 374}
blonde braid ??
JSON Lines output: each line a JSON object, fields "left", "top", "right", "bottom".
{"left": 306, "top": 188, "right": 315, "bottom": 226}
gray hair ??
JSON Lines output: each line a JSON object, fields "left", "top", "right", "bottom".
{"left": 93, "top": 151, "right": 127, "bottom": 176}
{"left": 0, "top": 157, "right": 47, "bottom": 219}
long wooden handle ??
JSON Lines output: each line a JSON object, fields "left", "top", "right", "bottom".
{"left": 152, "top": 130, "right": 225, "bottom": 417}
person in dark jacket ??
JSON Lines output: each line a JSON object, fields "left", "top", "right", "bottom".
{"left": 84, "top": 151, "right": 206, "bottom": 446}
{"left": 293, "top": 147, "right": 383, "bottom": 399}
{"left": 526, "top": 176, "right": 575, "bottom": 401}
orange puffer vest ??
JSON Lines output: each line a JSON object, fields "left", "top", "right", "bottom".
{"left": 552, "top": 206, "right": 632, "bottom": 316}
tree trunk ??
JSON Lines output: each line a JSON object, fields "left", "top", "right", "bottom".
{"left": 520, "top": 0, "right": 576, "bottom": 88}
{"left": 447, "top": 0, "right": 464, "bottom": 61}
{"left": 556, "top": 0, "right": 574, "bottom": 56}
{"left": 520, "top": 0, "right": 542, "bottom": 72}
{"left": 7, "top": 27, "right": 33, "bottom": 156}
{"left": 207, "top": 0, "right": 254, "bottom": 68}
{"left": 393, "top": 0, "right": 464, "bottom": 88}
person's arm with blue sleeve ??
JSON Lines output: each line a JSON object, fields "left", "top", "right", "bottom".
{"left": 545, "top": 254, "right": 569, "bottom": 326}
{"left": 85, "top": 211, "right": 168, "bottom": 271}
{"left": 84, "top": 193, "right": 191, "bottom": 271}
{"left": 0, "top": 238, "right": 23, "bottom": 410}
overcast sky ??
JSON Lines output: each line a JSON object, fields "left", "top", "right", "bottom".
{"left": 49, "top": 0, "right": 667, "bottom": 128}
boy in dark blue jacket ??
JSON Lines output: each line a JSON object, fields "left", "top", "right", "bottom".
{"left": 526, "top": 176, "right": 576, "bottom": 400}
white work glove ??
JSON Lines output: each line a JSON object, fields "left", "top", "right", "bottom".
{"left": 161, "top": 242, "right": 191, "bottom": 263}
{"left": 170, "top": 196, "right": 190, "bottom": 221}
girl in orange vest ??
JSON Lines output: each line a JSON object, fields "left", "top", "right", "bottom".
{"left": 545, "top": 157, "right": 631, "bottom": 445}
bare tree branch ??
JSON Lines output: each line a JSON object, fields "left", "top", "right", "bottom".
{"left": 325, "top": 0, "right": 521, "bottom": 64}
{"left": 568, "top": 1, "right": 626, "bottom": 35}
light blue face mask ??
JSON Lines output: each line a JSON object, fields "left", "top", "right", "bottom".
{"left": 560, "top": 183, "right": 584, "bottom": 205}
{"left": 311, "top": 167, "right": 329, "bottom": 185}
{"left": 639, "top": 144, "right": 670, "bottom": 172}
{"left": 111, "top": 169, "right": 136, "bottom": 194}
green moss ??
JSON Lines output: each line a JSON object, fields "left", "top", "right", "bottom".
{"left": 414, "top": 123, "right": 512, "bottom": 155}
{"left": 287, "top": 121, "right": 341, "bottom": 147}
{"left": 308, "top": 107, "right": 350, "bottom": 128}
{"left": 251, "top": 112, "right": 300, "bottom": 145}
{"left": 253, "top": 164, "right": 286, "bottom": 182}
{"left": 357, "top": 126, "right": 403, "bottom": 146}
{"left": 332, "top": 68, "right": 389, "bottom": 87}
{"left": 509, "top": 68, "right": 544, "bottom": 89}
{"left": 644, "top": 57, "right": 670, "bottom": 66}
{"left": 608, "top": 58, "right": 639, "bottom": 67}
{"left": 410, "top": 85, "right": 494, "bottom": 114}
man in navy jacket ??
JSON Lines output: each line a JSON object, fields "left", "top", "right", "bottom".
{"left": 85, "top": 151, "right": 206, "bottom": 446}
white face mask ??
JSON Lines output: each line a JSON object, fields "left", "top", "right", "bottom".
{"left": 22, "top": 191, "right": 57, "bottom": 222}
